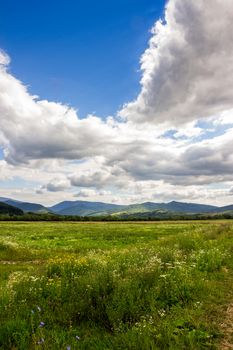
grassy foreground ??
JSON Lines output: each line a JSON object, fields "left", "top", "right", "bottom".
{"left": 0, "top": 221, "right": 233, "bottom": 349}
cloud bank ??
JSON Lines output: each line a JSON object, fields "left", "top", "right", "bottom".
{"left": 0, "top": 0, "right": 233, "bottom": 205}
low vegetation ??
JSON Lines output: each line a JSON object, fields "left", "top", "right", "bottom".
{"left": 1, "top": 221, "right": 233, "bottom": 349}
{"left": 1, "top": 211, "right": 233, "bottom": 222}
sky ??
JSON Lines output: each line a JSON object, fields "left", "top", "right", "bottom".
{"left": 0, "top": 0, "right": 233, "bottom": 206}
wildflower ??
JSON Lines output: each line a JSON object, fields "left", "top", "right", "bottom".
{"left": 37, "top": 338, "right": 45, "bottom": 345}
{"left": 37, "top": 306, "right": 41, "bottom": 312}
{"left": 39, "top": 321, "right": 45, "bottom": 328}
{"left": 66, "top": 347, "right": 71, "bottom": 350}
{"left": 75, "top": 335, "right": 80, "bottom": 340}
{"left": 158, "top": 309, "right": 166, "bottom": 317}
{"left": 31, "top": 310, "right": 35, "bottom": 314}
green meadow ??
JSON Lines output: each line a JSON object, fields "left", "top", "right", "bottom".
{"left": 1, "top": 221, "right": 233, "bottom": 349}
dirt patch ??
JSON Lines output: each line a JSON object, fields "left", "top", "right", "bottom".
{"left": 220, "top": 304, "right": 233, "bottom": 349}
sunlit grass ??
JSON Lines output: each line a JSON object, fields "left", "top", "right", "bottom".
{"left": 1, "top": 221, "right": 233, "bottom": 349}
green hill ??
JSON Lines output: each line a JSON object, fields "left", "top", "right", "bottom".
{"left": 0, "top": 201, "right": 24, "bottom": 215}
{"left": 50, "top": 200, "right": 126, "bottom": 216}
{"left": 0, "top": 198, "right": 50, "bottom": 214}
{"left": 6, "top": 200, "right": 50, "bottom": 214}
{"left": 50, "top": 200, "right": 219, "bottom": 217}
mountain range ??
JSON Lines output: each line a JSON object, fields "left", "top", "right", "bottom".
{"left": 0, "top": 197, "right": 233, "bottom": 218}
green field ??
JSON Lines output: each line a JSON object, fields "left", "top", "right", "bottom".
{"left": 1, "top": 221, "right": 233, "bottom": 349}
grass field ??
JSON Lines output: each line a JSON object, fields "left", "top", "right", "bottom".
{"left": 1, "top": 221, "right": 233, "bottom": 349}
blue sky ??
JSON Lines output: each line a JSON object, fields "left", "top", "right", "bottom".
{"left": 0, "top": 0, "right": 233, "bottom": 206}
{"left": 1, "top": 0, "right": 165, "bottom": 118}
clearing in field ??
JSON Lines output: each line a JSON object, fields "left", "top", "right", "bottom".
{"left": 1, "top": 221, "right": 233, "bottom": 349}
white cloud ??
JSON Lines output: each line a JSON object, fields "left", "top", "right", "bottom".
{"left": 0, "top": 56, "right": 117, "bottom": 164}
{"left": 0, "top": 50, "right": 10, "bottom": 66}
{"left": 43, "top": 177, "right": 70, "bottom": 192}
{"left": 112, "top": 128, "right": 233, "bottom": 186}
{"left": 212, "top": 109, "right": 233, "bottom": 126}
{"left": 74, "top": 189, "right": 111, "bottom": 198}
{"left": 69, "top": 164, "right": 128, "bottom": 190}
{"left": 1, "top": 0, "right": 233, "bottom": 206}
{"left": 120, "top": 0, "right": 233, "bottom": 126}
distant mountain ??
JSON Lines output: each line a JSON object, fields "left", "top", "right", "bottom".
{"left": 0, "top": 197, "right": 21, "bottom": 203}
{"left": 50, "top": 200, "right": 126, "bottom": 216}
{"left": 0, "top": 198, "right": 50, "bottom": 214}
{"left": 1, "top": 196, "right": 233, "bottom": 218}
{"left": 111, "top": 201, "right": 218, "bottom": 216}
{"left": 120, "top": 202, "right": 161, "bottom": 214}
{"left": 159, "top": 201, "right": 218, "bottom": 213}
{"left": 112, "top": 209, "right": 233, "bottom": 220}
{"left": 49, "top": 199, "right": 220, "bottom": 217}
{"left": 0, "top": 201, "right": 24, "bottom": 215}
{"left": 113, "top": 209, "right": 177, "bottom": 220}
{"left": 216, "top": 204, "right": 233, "bottom": 212}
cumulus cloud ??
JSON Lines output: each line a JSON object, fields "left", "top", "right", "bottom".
{"left": 43, "top": 178, "right": 70, "bottom": 192}
{"left": 74, "top": 189, "right": 111, "bottom": 198}
{"left": 69, "top": 165, "right": 128, "bottom": 189}
{"left": 113, "top": 128, "right": 233, "bottom": 186}
{"left": 0, "top": 55, "right": 118, "bottom": 164}
{"left": 120, "top": 0, "right": 233, "bottom": 126}
{"left": 212, "top": 109, "right": 233, "bottom": 126}
{"left": 1, "top": 0, "right": 233, "bottom": 206}
{"left": 229, "top": 188, "right": 233, "bottom": 195}
{"left": 0, "top": 50, "right": 10, "bottom": 66}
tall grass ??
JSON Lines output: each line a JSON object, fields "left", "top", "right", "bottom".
{"left": 0, "top": 221, "right": 233, "bottom": 349}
